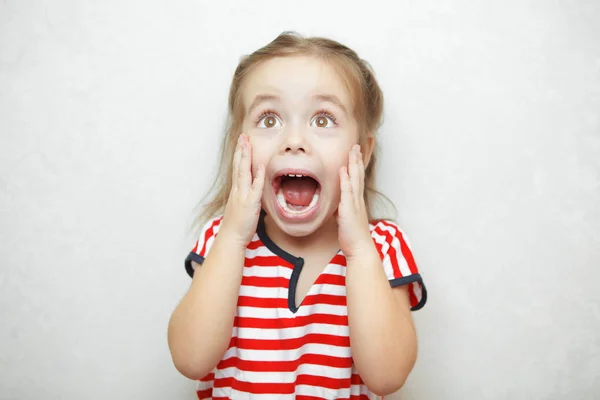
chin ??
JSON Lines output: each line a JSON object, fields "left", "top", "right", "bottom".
{"left": 266, "top": 204, "right": 331, "bottom": 238}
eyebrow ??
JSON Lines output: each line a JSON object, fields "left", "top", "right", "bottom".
{"left": 247, "top": 94, "right": 280, "bottom": 116}
{"left": 246, "top": 93, "right": 349, "bottom": 116}
{"left": 313, "top": 94, "right": 348, "bottom": 115}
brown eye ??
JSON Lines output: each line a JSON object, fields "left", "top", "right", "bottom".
{"left": 311, "top": 114, "right": 335, "bottom": 128}
{"left": 265, "top": 116, "right": 276, "bottom": 128}
{"left": 258, "top": 114, "right": 281, "bottom": 129}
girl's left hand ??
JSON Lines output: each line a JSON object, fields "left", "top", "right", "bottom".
{"left": 337, "top": 144, "right": 374, "bottom": 259}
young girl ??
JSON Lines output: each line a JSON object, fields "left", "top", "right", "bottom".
{"left": 168, "top": 32, "right": 427, "bottom": 400}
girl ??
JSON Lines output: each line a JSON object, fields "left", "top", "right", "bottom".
{"left": 168, "top": 32, "right": 427, "bottom": 400}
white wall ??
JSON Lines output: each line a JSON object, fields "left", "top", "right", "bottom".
{"left": 1, "top": 0, "right": 599, "bottom": 399}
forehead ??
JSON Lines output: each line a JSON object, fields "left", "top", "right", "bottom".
{"left": 241, "top": 56, "right": 353, "bottom": 111}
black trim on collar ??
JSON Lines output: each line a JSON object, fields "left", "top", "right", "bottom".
{"left": 257, "top": 210, "right": 303, "bottom": 264}
{"left": 257, "top": 210, "right": 305, "bottom": 313}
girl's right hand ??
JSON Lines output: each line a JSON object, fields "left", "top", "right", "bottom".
{"left": 220, "top": 134, "right": 266, "bottom": 248}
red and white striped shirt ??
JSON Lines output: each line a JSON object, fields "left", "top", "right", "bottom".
{"left": 184, "top": 211, "right": 426, "bottom": 399}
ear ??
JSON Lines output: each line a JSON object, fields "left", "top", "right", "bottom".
{"left": 362, "top": 135, "right": 375, "bottom": 168}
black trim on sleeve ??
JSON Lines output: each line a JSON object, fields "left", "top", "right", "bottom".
{"left": 389, "top": 273, "right": 427, "bottom": 311}
{"left": 185, "top": 252, "right": 205, "bottom": 278}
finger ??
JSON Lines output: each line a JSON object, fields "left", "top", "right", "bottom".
{"left": 231, "top": 135, "right": 243, "bottom": 190}
{"left": 358, "top": 147, "right": 365, "bottom": 196}
{"left": 251, "top": 164, "right": 266, "bottom": 205}
{"left": 349, "top": 145, "right": 360, "bottom": 207}
{"left": 339, "top": 165, "right": 352, "bottom": 208}
{"left": 239, "top": 136, "right": 252, "bottom": 193}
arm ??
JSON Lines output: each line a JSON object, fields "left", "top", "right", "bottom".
{"left": 346, "top": 246, "right": 417, "bottom": 396}
{"left": 168, "top": 134, "right": 265, "bottom": 380}
{"left": 167, "top": 230, "right": 246, "bottom": 380}
{"left": 337, "top": 145, "right": 422, "bottom": 396}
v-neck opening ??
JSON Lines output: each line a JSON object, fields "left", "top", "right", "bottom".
{"left": 257, "top": 210, "right": 341, "bottom": 314}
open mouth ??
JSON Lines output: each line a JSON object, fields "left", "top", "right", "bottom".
{"left": 272, "top": 172, "right": 321, "bottom": 215}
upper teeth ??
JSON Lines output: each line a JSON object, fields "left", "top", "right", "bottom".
{"left": 286, "top": 174, "right": 304, "bottom": 178}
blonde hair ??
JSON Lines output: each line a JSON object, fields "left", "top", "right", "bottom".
{"left": 195, "top": 31, "right": 396, "bottom": 229}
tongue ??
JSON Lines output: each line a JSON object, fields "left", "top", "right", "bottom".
{"left": 281, "top": 177, "right": 318, "bottom": 207}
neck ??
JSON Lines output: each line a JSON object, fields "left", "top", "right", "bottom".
{"left": 263, "top": 212, "right": 339, "bottom": 256}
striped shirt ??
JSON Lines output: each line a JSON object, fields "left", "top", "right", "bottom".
{"left": 184, "top": 210, "right": 427, "bottom": 399}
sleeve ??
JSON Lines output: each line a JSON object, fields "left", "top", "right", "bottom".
{"left": 184, "top": 216, "right": 223, "bottom": 278}
{"left": 370, "top": 220, "right": 427, "bottom": 311}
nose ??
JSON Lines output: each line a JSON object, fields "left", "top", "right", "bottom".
{"left": 281, "top": 126, "right": 310, "bottom": 154}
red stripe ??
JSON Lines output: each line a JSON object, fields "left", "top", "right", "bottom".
{"left": 241, "top": 276, "right": 290, "bottom": 288}
{"left": 199, "top": 217, "right": 221, "bottom": 257}
{"left": 314, "top": 273, "right": 346, "bottom": 286}
{"left": 295, "top": 373, "right": 351, "bottom": 389}
{"left": 237, "top": 294, "right": 346, "bottom": 308}
{"left": 247, "top": 239, "right": 263, "bottom": 250}
{"left": 196, "top": 388, "right": 212, "bottom": 399}
{"left": 213, "top": 373, "right": 354, "bottom": 394}
{"left": 245, "top": 255, "right": 294, "bottom": 268}
{"left": 351, "top": 373, "right": 363, "bottom": 385}
{"left": 371, "top": 235, "right": 385, "bottom": 260}
{"left": 380, "top": 221, "right": 417, "bottom": 273}
{"left": 408, "top": 283, "right": 418, "bottom": 308}
{"left": 218, "top": 353, "right": 352, "bottom": 372}
{"left": 302, "top": 293, "right": 346, "bottom": 306}
{"left": 235, "top": 313, "right": 348, "bottom": 329}
{"left": 330, "top": 253, "right": 347, "bottom": 266}
{"left": 240, "top": 274, "right": 346, "bottom": 289}
{"left": 297, "top": 396, "right": 369, "bottom": 400}
{"left": 373, "top": 224, "right": 402, "bottom": 278}
{"left": 229, "top": 333, "right": 351, "bottom": 350}
{"left": 199, "top": 372, "right": 214, "bottom": 382}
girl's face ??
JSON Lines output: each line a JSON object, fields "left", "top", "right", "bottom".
{"left": 241, "top": 55, "right": 364, "bottom": 238}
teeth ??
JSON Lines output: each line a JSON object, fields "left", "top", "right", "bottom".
{"left": 277, "top": 189, "right": 319, "bottom": 214}
{"left": 285, "top": 174, "right": 304, "bottom": 178}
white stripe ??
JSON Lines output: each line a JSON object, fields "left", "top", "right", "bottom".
{"left": 295, "top": 302, "right": 347, "bottom": 317}
{"left": 243, "top": 265, "right": 293, "bottom": 279}
{"left": 244, "top": 244, "right": 277, "bottom": 259}
{"left": 323, "top": 263, "right": 346, "bottom": 275}
{"left": 196, "top": 380, "right": 213, "bottom": 390}
{"left": 236, "top": 303, "right": 347, "bottom": 319}
{"left": 239, "top": 285, "right": 288, "bottom": 298}
{"left": 212, "top": 387, "right": 294, "bottom": 400}
{"left": 215, "top": 363, "right": 351, "bottom": 382}
{"left": 412, "top": 281, "right": 422, "bottom": 302}
{"left": 238, "top": 282, "right": 346, "bottom": 298}
{"left": 295, "top": 384, "right": 351, "bottom": 399}
{"left": 371, "top": 229, "right": 391, "bottom": 258}
{"left": 198, "top": 219, "right": 221, "bottom": 256}
{"left": 376, "top": 222, "right": 414, "bottom": 278}
{"left": 233, "top": 323, "right": 350, "bottom": 340}
{"left": 221, "top": 343, "right": 351, "bottom": 362}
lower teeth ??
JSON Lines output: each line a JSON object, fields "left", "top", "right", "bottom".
{"left": 277, "top": 190, "right": 319, "bottom": 214}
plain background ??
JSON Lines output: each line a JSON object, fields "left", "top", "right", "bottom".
{"left": 1, "top": 0, "right": 599, "bottom": 399}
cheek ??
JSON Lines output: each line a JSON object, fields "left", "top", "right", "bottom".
{"left": 249, "top": 139, "right": 270, "bottom": 170}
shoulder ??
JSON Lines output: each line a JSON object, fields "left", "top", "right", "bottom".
{"left": 196, "top": 215, "right": 224, "bottom": 243}
{"left": 369, "top": 219, "right": 426, "bottom": 311}
{"left": 369, "top": 219, "right": 411, "bottom": 247}
{"left": 185, "top": 215, "right": 224, "bottom": 277}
